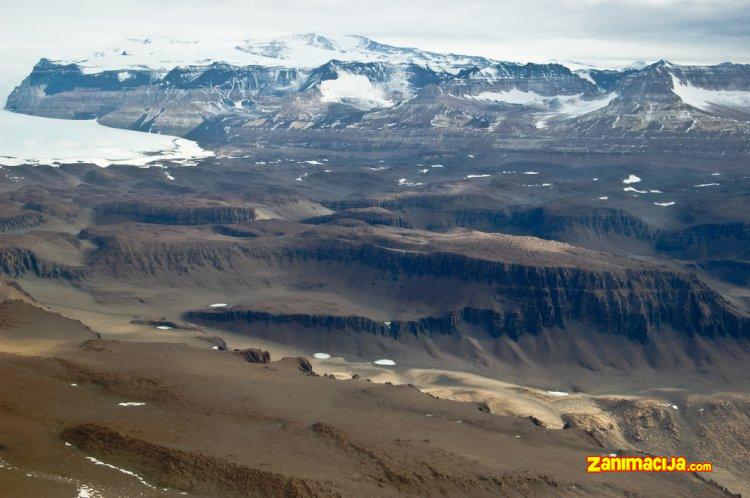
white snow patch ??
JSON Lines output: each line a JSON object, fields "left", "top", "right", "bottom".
{"left": 598, "top": 196, "right": 608, "bottom": 200}
{"left": 0, "top": 110, "right": 211, "bottom": 168}
{"left": 469, "top": 89, "right": 616, "bottom": 117}
{"left": 671, "top": 75, "right": 750, "bottom": 112}
{"left": 209, "top": 303, "right": 228, "bottom": 308}
{"left": 118, "top": 402, "right": 146, "bottom": 407}
{"left": 116, "top": 71, "right": 133, "bottom": 82}
{"left": 76, "top": 485, "right": 101, "bottom": 498}
{"left": 546, "top": 391, "right": 570, "bottom": 397}
{"left": 397, "top": 178, "right": 422, "bottom": 187}
{"left": 319, "top": 73, "right": 392, "bottom": 110}
{"left": 523, "top": 171, "right": 539, "bottom": 175}
{"left": 576, "top": 70, "right": 596, "bottom": 85}
{"left": 466, "top": 174, "right": 491, "bottom": 179}
{"left": 694, "top": 183, "right": 719, "bottom": 187}
{"left": 373, "top": 359, "right": 396, "bottom": 366}
{"left": 654, "top": 201, "right": 676, "bottom": 207}
{"left": 155, "top": 325, "right": 172, "bottom": 330}
{"left": 313, "top": 353, "right": 331, "bottom": 359}
{"left": 86, "top": 456, "right": 154, "bottom": 488}
{"left": 622, "top": 175, "right": 642, "bottom": 184}
{"left": 70, "top": 383, "right": 78, "bottom": 387}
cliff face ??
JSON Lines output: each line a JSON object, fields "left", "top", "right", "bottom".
{"left": 305, "top": 207, "right": 412, "bottom": 228}
{"left": 0, "top": 211, "right": 47, "bottom": 233}
{"left": 657, "top": 222, "right": 750, "bottom": 259}
{"left": 0, "top": 247, "right": 86, "bottom": 280}
{"left": 94, "top": 201, "right": 258, "bottom": 225}
{"left": 164, "top": 239, "right": 749, "bottom": 342}
{"left": 378, "top": 196, "right": 655, "bottom": 243}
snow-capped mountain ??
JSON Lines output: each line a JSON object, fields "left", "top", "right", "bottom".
{"left": 5, "top": 34, "right": 750, "bottom": 155}
{"left": 41, "top": 33, "right": 492, "bottom": 75}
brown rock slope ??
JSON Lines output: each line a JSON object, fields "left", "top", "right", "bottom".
{"left": 0, "top": 334, "right": 730, "bottom": 497}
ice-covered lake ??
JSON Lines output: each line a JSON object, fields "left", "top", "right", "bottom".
{"left": 0, "top": 109, "right": 212, "bottom": 167}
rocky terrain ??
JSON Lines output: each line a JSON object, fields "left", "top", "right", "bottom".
{"left": 0, "top": 32, "right": 749, "bottom": 497}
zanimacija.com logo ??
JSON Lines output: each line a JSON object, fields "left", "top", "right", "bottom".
{"left": 587, "top": 456, "right": 712, "bottom": 473}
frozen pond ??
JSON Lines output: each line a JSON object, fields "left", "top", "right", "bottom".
{"left": 0, "top": 110, "right": 212, "bottom": 167}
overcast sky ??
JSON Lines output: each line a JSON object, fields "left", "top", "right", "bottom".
{"left": 1, "top": 0, "right": 749, "bottom": 81}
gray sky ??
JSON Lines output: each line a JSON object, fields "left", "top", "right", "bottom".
{"left": 2, "top": 0, "right": 749, "bottom": 74}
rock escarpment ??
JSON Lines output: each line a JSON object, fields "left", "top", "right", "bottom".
{"left": 94, "top": 201, "right": 258, "bottom": 225}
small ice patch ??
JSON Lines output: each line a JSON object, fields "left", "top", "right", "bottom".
{"left": 77, "top": 486, "right": 95, "bottom": 498}
{"left": 209, "top": 303, "right": 228, "bottom": 308}
{"left": 710, "top": 172, "right": 720, "bottom": 176}
{"left": 418, "top": 168, "right": 429, "bottom": 174}
{"left": 155, "top": 325, "right": 172, "bottom": 330}
{"left": 622, "top": 175, "right": 642, "bottom": 184}
{"left": 118, "top": 402, "right": 146, "bottom": 407}
{"left": 694, "top": 183, "right": 719, "bottom": 187}
{"left": 466, "top": 174, "right": 490, "bottom": 179}
{"left": 313, "top": 353, "right": 331, "bottom": 359}
{"left": 546, "top": 391, "right": 570, "bottom": 397}
{"left": 671, "top": 404, "right": 678, "bottom": 410}
{"left": 623, "top": 187, "right": 647, "bottom": 194}
{"left": 523, "top": 171, "right": 539, "bottom": 175}
{"left": 164, "top": 172, "right": 175, "bottom": 181}
{"left": 430, "top": 164, "right": 444, "bottom": 168}
{"left": 373, "top": 359, "right": 396, "bottom": 366}
{"left": 304, "top": 160, "right": 323, "bottom": 165}
{"left": 654, "top": 201, "right": 676, "bottom": 207}
{"left": 467, "top": 154, "right": 474, "bottom": 158}
{"left": 598, "top": 196, "right": 608, "bottom": 200}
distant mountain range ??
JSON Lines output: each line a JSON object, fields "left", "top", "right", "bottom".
{"left": 5, "top": 34, "right": 750, "bottom": 156}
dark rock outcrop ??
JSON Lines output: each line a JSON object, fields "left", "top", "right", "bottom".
{"left": 0, "top": 212, "right": 47, "bottom": 233}
{"left": 94, "top": 201, "right": 257, "bottom": 225}
{"left": 233, "top": 348, "right": 271, "bottom": 364}
{"left": 0, "top": 246, "right": 86, "bottom": 280}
